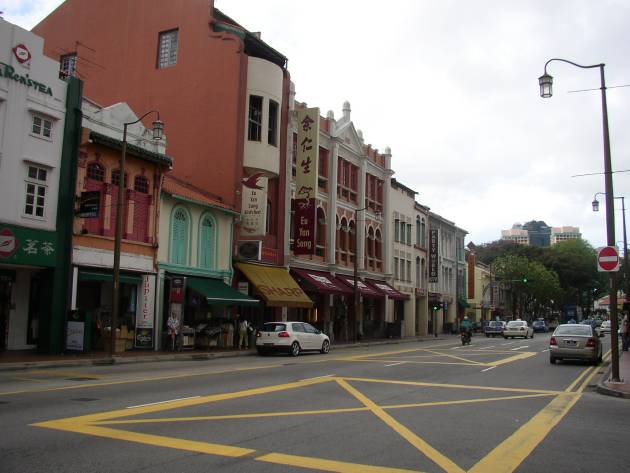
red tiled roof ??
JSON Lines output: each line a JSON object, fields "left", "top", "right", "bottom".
{"left": 162, "top": 175, "right": 236, "bottom": 212}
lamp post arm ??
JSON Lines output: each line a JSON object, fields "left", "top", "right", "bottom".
{"left": 124, "top": 110, "right": 161, "bottom": 128}
{"left": 543, "top": 58, "right": 604, "bottom": 75}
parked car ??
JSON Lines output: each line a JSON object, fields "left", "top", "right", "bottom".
{"left": 484, "top": 321, "right": 506, "bottom": 337}
{"left": 256, "top": 321, "right": 330, "bottom": 356}
{"left": 549, "top": 324, "right": 603, "bottom": 365}
{"left": 532, "top": 320, "right": 548, "bottom": 333}
{"left": 503, "top": 320, "right": 534, "bottom": 339}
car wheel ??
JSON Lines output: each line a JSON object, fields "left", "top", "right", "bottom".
{"left": 550, "top": 356, "right": 556, "bottom": 364}
{"left": 290, "top": 341, "right": 300, "bottom": 357}
{"left": 320, "top": 339, "right": 330, "bottom": 354}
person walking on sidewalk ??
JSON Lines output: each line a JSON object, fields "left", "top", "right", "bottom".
{"left": 621, "top": 313, "right": 629, "bottom": 351}
{"left": 238, "top": 317, "right": 250, "bottom": 350}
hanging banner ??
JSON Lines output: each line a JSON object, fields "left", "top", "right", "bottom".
{"left": 241, "top": 173, "right": 268, "bottom": 236}
{"left": 293, "top": 107, "right": 320, "bottom": 255}
{"left": 428, "top": 229, "right": 439, "bottom": 283}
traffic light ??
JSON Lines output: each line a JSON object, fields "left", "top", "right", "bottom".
{"left": 432, "top": 302, "right": 442, "bottom": 311}
{"left": 522, "top": 277, "right": 528, "bottom": 283}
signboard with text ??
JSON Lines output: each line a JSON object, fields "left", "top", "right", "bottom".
{"left": 135, "top": 275, "right": 155, "bottom": 348}
{"left": 0, "top": 224, "right": 57, "bottom": 267}
{"left": 293, "top": 108, "right": 320, "bottom": 255}
{"left": 428, "top": 229, "right": 439, "bottom": 283}
{"left": 240, "top": 173, "right": 268, "bottom": 236}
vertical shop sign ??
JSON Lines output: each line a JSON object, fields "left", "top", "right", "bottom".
{"left": 240, "top": 173, "right": 268, "bottom": 236}
{"left": 428, "top": 229, "right": 439, "bottom": 283}
{"left": 293, "top": 108, "right": 320, "bottom": 255}
{"left": 135, "top": 275, "right": 155, "bottom": 348}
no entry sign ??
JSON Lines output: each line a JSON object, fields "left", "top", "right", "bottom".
{"left": 597, "top": 246, "right": 620, "bottom": 272}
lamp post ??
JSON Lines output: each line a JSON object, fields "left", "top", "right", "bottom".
{"left": 110, "top": 111, "right": 164, "bottom": 359}
{"left": 593, "top": 194, "right": 629, "bottom": 303}
{"left": 539, "top": 58, "right": 620, "bottom": 381}
{"left": 353, "top": 206, "right": 369, "bottom": 342}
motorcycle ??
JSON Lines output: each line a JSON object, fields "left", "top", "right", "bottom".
{"left": 461, "top": 330, "right": 472, "bottom": 346}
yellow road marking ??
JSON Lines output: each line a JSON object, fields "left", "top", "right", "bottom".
{"left": 336, "top": 378, "right": 465, "bottom": 473}
{"left": 354, "top": 359, "right": 480, "bottom": 366}
{"left": 483, "top": 351, "right": 537, "bottom": 367}
{"left": 26, "top": 370, "right": 108, "bottom": 379}
{"left": 382, "top": 393, "right": 555, "bottom": 410}
{"left": 257, "top": 452, "right": 425, "bottom": 473}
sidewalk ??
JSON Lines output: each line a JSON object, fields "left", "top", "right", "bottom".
{"left": 597, "top": 350, "right": 630, "bottom": 399}
{"left": 0, "top": 335, "right": 442, "bottom": 372}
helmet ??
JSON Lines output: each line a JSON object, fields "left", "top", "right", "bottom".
{"left": 463, "top": 316, "right": 469, "bottom": 320}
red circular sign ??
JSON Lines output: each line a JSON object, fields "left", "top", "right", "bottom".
{"left": 0, "top": 228, "right": 19, "bottom": 258}
{"left": 598, "top": 246, "right": 619, "bottom": 271}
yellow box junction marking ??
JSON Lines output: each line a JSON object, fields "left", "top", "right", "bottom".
{"left": 30, "top": 353, "right": 605, "bottom": 473}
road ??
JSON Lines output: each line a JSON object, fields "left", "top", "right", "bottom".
{"left": 1, "top": 333, "right": 628, "bottom": 473}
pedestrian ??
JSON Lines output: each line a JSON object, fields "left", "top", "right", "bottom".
{"left": 239, "top": 317, "right": 249, "bottom": 349}
{"left": 621, "top": 313, "right": 629, "bottom": 352}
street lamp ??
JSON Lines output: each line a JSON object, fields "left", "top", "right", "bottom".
{"left": 593, "top": 194, "right": 629, "bottom": 303}
{"left": 539, "top": 58, "right": 620, "bottom": 381}
{"left": 110, "top": 111, "right": 164, "bottom": 359}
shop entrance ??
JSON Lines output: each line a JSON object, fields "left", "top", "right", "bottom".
{"left": 0, "top": 277, "right": 11, "bottom": 351}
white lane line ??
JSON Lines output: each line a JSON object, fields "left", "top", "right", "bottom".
{"left": 384, "top": 362, "right": 406, "bottom": 367}
{"left": 127, "top": 396, "right": 200, "bottom": 409}
{"left": 479, "top": 346, "right": 496, "bottom": 350}
{"left": 451, "top": 346, "right": 463, "bottom": 350}
{"left": 500, "top": 342, "right": 513, "bottom": 346}
{"left": 511, "top": 346, "right": 530, "bottom": 351}
{"left": 481, "top": 366, "right": 497, "bottom": 372}
{"left": 299, "top": 374, "right": 335, "bottom": 382}
{"left": 541, "top": 349, "right": 550, "bottom": 353}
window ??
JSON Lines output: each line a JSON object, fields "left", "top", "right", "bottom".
{"left": 60, "top": 53, "right": 77, "bottom": 79}
{"left": 170, "top": 207, "right": 189, "bottom": 265}
{"left": 268, "top": 100, "right": 279, "bottom": 146}
{"left": 394, "top": 257, "right": 399, "bottom": 280}
{"left": 248, "top": 95, "right": 263, "bottom": 141}
{"left": 406, "top": 224, "right": 412, "bottom": 246}
{"left": 86, "top": 162, "right": 104, "bottom": 181}
{"left": 400, "top": 221, "right": 406, "bottom": 244}
{"left": 157, "top": 29, "right": 179, "bottom": 68}
{"left": 199, "top": 215, "right": 215, "bottom": 269}
{"left": 24, "top": 165, "right": 47, "bottom": 218}
{"left": 134, "top": 176, "right": 149, "bottom": 194}
{"left": 266, "top": 199, "right": 272, "bottom": 235}
{"left": 420, "top": 218, "right": 426, "bottom": 246}
{"left": 394, "top": 219, "right": 400, "bottom": 242}
{"left": 407, "top": 261, "right": 412, "bottom": 282}
{"left": 111, "top": 170, "right": 127, "bottom": 187}
{"left": 32, "top": 115, "right": 52, "bottom": 139}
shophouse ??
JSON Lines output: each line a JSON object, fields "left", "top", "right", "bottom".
{"left": 288, "top": 101, "right": 406, "bottom": 342}
{"left": 0, "top": 20, "right": 82, "bottom": 353}
{"left": 69, "top": 100, "right": 171, "bottom": 352}
{"left": 413, "top": 202, "right": 431, "bottom": 336}
{"left": 427, "top": 212, "right": 467, "bottom": 334}
{"left": 465, "top": 250, "right": 493, "bottom": 323}
{"left": 33, "top": 1, "right": 310, "bottom": 329}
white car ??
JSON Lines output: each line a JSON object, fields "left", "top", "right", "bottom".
{"left": 256, "top": 321, "right": 330, "bottom": 356}
{"left": 503, "top": 320, "right": 534, "bottom": 339}
{"left": 597, "top": 320, "right": 611, "bottom": 335}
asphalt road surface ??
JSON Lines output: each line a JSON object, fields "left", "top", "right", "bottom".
{"left": 1, "top": 333, "right": 628, "bottom": 473}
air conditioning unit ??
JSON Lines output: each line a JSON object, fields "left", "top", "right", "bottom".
{"left": 237, "top": 240, "right": 262, "bottom": 261}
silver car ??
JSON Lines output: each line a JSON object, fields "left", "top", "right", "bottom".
{"left": 549, "top": 324, "right": 603, "bottom": 365}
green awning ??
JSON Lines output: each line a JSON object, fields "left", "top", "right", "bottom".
{"left": 186, "top": 276, "right": 260, "bottom": 307}
{"left": 78, "top": 270, "right": 143, "bottom": 285}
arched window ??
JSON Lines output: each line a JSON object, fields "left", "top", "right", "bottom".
{"left": 198, "top": 214, "right": 215, "bottom": 269}
{"left": 86, "top": 162, "right": 104, "bottom": 181}
{"left": 134, "top": 175, "right": 150, "bottom": 194}
{"left": 170, "top": 207, "right": 189, "bottom": 265}
{"left": 111, "top": 169, "right": 127, "bottom": 187}
{"left": 416, "top": 216, "right": 421, "bottom": 245}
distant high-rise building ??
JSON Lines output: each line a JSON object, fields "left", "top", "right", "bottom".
{"left": 501, "top": 221, "right": 580, "bottom": 247}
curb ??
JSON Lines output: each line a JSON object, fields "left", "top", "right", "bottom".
{"left": 0, "top": 336, "right": 444, "bottom": 372}
{"left": 596, "top": 361, "right": 630, "bottom": 399}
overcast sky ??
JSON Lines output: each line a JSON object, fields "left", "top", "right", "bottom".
{"left": 4, "top": 0, "right": 630, "bottom": 248}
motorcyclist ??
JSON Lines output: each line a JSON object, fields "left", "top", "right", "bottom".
{"left": 461, "top": 316, "right": 473, "bottom": 338}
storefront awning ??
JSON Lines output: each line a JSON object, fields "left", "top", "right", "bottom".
{"left": 236, "top": 263, "right": 313, "bottom": 308}
{"left": 78, "top": 270, "right": 142, "bottom": 285}
{"left": 186, "top": 277, "right": 260, "bottom": 307}
{"left": 335, "top": 275, "right": 383, "bottom": 298}
{"left": 365, "top": 279, "right": 410, "bottom": 301}
{"left": 291, "top": 268, "right": 352, "bottom": 296}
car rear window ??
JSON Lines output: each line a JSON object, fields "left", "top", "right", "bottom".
{"left": 507, "top": 321, "right": 525, "bottom": 328}
{"left": 554, "top": 325, "right": 591, "bottom": 336}
{"left": 262, "top": 323, "right": 286, "bottom": 332}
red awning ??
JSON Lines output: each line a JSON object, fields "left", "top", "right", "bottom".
{"left": 336, "top": 275, "right": 383, "bottom": 298}
{"left": 365, "top": 279, "right": 409, "bottom": 301}
{"left": 291, "top": 268, "right": 352, "bottom": 295}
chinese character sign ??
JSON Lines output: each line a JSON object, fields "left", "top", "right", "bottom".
{"left": 294, "top": 108, "right": 320, "bottom": 255}
{"left": 428, "top": 229, "right": 439, "bottom": 283}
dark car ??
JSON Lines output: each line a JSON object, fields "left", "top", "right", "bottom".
{"left": 484, "top": 320, "right": 506, "bottom": 337}
{"left": 532, "top": 320, "right": 547, "bottom": 333}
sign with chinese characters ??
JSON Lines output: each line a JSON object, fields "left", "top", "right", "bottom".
{"left": 293, "top": 107, "right": 320, "bottom": 255}
{"left": 428, "top": 229, "right": 439, "bottom": 283}
{"left": 241, "top": 173, "right": 267, "bottom": 236}
{"left": 135, "top": 274, "right": 155, "bottom": 344}
{"left": 0, "top": 224, "right": 57, "bottom": 267}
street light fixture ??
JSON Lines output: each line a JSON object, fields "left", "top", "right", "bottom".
{"left": 593, "top": 194, "right": 629, "bottom": 304}
{"left": 539, "top": 58, "right": 620, "bottom": 381}
{"left": 110, "top": 111, "right": 164, "bottom": 359}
